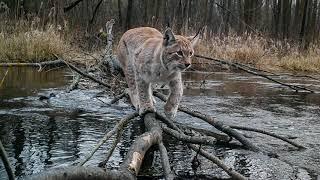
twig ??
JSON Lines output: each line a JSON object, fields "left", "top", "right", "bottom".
{"left": 195, "top": 54, "right": 316, "bottom": 93}
{"left": 176, "top": 124, "right": 231, "bottom": 142}
{"left": 0, "top": 68, "right": 9, "bottom": 88}
{"left": 66, "top": 74, "right": 81, "bottom": 93}
{"left": 98, "top": 127, "right": 124, "bottom": 168}
{"left": 110, "top": 92, "right": 127, "bottom": 104}
{"left": 189, "top": 144, "right": 246, "bottom": 180}
{"left": 0, "top": 139, "right": 15, "bottom": 180}
{"left": 89, "top": 0, "right": 104, "bottom": 25}
{"left": 78, "top": 112, "right": 138, "bottom": 166}
{"left": 162, "top": 126, "right": 216, "bottom": 146}
{"left": 64, "top": 0, "right": 84, "bottom": 12}
{"left": 61, "top": 59, "right": 112, "bottom": 89}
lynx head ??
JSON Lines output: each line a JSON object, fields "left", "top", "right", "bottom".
{"left": 161, "top": 28, "right": 200, "bottom": 72}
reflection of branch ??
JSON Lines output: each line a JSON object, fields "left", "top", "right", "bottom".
{"left": 0, "top": 140, "right": 15, "bottom": 180}
{"left": 195, "top": 54, "right": 316, "bottom": 93}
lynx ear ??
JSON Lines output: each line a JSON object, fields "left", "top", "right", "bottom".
{"left": 163, "top": 28, "right": 176, "bottom": 46}
{"left": 187, "top": 27, "right": 204, "bottom": 48}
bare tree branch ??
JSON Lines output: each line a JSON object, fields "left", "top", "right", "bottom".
{"left": 162, "top": 126, "right": 217, "bottom": 146}
{"left": 64, "top": 0, "right": 84, "bottom": 12}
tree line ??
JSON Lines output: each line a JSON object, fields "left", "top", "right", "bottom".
{"left": 1, "top": 0, "right": 320, "bottom": 46}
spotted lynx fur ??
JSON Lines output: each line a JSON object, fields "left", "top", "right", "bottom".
{"left": 117, "top": 27, "right": 200, "bottom": 118}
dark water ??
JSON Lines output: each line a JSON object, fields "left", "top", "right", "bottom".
{"left": 0, "top": 67, "right": 320, "bottom": 179}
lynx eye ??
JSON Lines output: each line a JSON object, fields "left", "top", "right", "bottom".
{"left": 189, "top": 51, "right": 193, "bottom": 57}
{"left": 176, "top": 51, "right": 183, "bottom": 57}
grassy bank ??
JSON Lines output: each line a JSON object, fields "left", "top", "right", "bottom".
{"left": 1, "top": 20, "right": 319, "bottom": 73}
{"left": 0, "top": 22, "right": 71, "bottom": 63}
{"left": 197, "top": 33, "right": 320, "bottom": 73}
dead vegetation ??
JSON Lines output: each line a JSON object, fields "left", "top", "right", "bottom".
{"left": 196, "top": 33, "right": 320, "bottom": 73}
{"left": 0, "top": 20, "right": 71, "bottom": 63}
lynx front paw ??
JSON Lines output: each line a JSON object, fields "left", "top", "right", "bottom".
{"left": 139, "top": 105, "right": 156, "bottom": 116}
{"left": 164, "top": 104, "right": 177, "bottom": 119}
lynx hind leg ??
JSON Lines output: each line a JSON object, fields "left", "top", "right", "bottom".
{"left": 124, "top": 62, "right": 140, "bottom": 110}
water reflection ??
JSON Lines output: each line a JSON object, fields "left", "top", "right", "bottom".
{"left": 0, "top": 68, "right": 319, "bottom": 179}
{"left": 0, "top": 67, "right": 68, "bottom": 99}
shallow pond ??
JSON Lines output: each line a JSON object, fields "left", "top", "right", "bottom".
{"left": 0, "top": 67, "right": 319, "bottom": 179}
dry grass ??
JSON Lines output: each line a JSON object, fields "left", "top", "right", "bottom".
{"left": 0, "top": 25, "right": 70, "bottom": 63}
{"left": 276, "top": 45, "right": 320, "bottom": 72}
{"left": 197, "top": 33, "right": 320, "bottom": 73}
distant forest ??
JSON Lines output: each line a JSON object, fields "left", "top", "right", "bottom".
{"left": 1, "top": 0, "right": 320, "bottom": 46}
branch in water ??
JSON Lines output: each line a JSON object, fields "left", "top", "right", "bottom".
{"left": 154, "top": 91, "right": 261, "bottom": 153}
{"left": 156, "top": 113, "right": 247, "bottom": 180}
{"left": 195, "top": 54, "right": 316, "bottom": 93}
{"left": 78, "top": 112, "right": 138, "bottom": 166}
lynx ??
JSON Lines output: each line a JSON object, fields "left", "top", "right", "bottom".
{"left": 117, "top": 27, "right": 200, "bottom": 118}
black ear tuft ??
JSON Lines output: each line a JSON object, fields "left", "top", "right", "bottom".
{"left": 163, "top": 28, "right": 176, "bottom": 46}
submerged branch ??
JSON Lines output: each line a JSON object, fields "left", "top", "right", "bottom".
{"left": 229, "top": 125, "right": 306, "bottom": 149}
